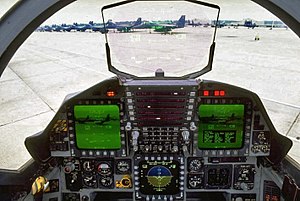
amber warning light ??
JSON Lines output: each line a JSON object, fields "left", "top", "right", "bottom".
{"left": 106, "top": 90, "right": 116, "bottom": 97}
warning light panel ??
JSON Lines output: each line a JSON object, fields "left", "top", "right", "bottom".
{"left": 107, "top": 90, "right": 116, "bottom": 97}
{"left": 214, "top": 90, "right": 220, "bottom": 96}
{"left": 201, "top": 90, "right": 226, "bottom": 97}
{"left": 220, "top": 90, "right": 225, "bottom": 96}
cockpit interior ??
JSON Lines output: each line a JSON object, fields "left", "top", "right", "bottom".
{"left": 0, "top": 0, "right": 299, "bottom": 201}
{"left": 23, "top": 75, "right": 292, "bottom": 201}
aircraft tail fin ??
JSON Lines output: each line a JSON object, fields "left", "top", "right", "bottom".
{"left": 176, "top": 15, "right": 185, "bottom": 28}
{"left": 133, "top": 17, "right": 142, "bottom": 26}
{"left": 106, "top": 20, "right": 116, "bottom": 29}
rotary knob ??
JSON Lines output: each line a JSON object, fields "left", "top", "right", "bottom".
{"left": 190, "top": 122, "right": 197, "bottom": 131}
{"left": 82, "top": 195, "right": 89, "bottom": 201}
{"left": 125, "top": 122, "right": 132, "bottom": 131}
{"left": 240, "top": 182, "right": 249, "bottom": 191}
{"left": 64, "top": 162, "right": 75, "bottom": 174}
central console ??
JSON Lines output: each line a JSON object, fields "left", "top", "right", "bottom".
{"left": 124, "top": 81, "right": 198, "bottom": 154}
{"left": 124, "top": 81, "right": 197, "bottom": 200}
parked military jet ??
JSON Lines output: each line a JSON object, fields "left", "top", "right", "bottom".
{"left": 115, "top": 17, "right": 142, "bottom": 32}
{"left": 133, "top": 15, "right": 185, "bottom": 33}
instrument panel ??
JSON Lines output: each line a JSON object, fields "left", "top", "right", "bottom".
{"left": 34, "top": 77, "right": 277, "bottom": 201}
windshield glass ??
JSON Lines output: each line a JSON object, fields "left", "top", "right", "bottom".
{"left": 102, "top": 1, "right": 218, "bottom": 77}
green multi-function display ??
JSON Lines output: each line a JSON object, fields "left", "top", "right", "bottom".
{"left": 74, "top": 105, "right": 121, "bottom": 149}
{"left": 198, "top": 104, "right": 245, "bottom": 149}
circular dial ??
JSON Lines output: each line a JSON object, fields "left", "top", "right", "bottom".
{"left": 189, "top": 159, "right": 203, "bottom": 172}
{"left": 147, "top": 166, "right": 173, "bottom": 188}
{"left": 97, "top": 162, "right": 112, "bottom": 176}
{"left": 83, "top": 161, "right": 94, "bottom": 172}
{"left": 116, "top": 160, "right": 130, "bottom": 173}
{"left": 188, "top": 174, "right": 203, "bottom": 189}
{"left": 99, "top": 176, "right": 113, "bottom": 187}
{"left": 83, "top": 174, "right": 97, "bottom": 187}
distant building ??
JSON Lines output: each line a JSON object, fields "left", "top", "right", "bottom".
{"left": 263, "top": 20, "right": 286, "bottom": 28}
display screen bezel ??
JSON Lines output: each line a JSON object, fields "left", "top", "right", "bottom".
{"left": 73, "top": 104, "right": 121, "bottom": 150}
{"left": 138, "top": 160, "right": 180, "bottom": 195}
{"left": 198, "top": 104, "right": 246, "bottom": 150}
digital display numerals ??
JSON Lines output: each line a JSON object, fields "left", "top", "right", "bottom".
{"left": 198, "top": 104, "right": 244, "bottom": 149}
{"left": 203, "top": 131, "right": 236, "bottom": 144}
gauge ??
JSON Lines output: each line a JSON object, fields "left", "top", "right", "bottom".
{"left": 83, "top": 161, "right": 94, "bottom": 172}
{"left": 139, "top": 161, "right": 180, "bottom": 195}
{"left": 188, "top": 174, "right": 204, "bottom": 189}
{"left": 99, "top": 176, "right": 113, "bottom": 187}
{"left": 97, "top": 162, "right": 112, "bottom": 176}
{"left": 116, "top": 160, "right": 131, "bottom": 174}
{"left": 189, "top": 158, "right": 203, "bottom": 172}
{"left": 83, "top": 174, "right": 97, "bottom": 188}
{"left": 147, "top": 166, "right": 173, "bottom": 189}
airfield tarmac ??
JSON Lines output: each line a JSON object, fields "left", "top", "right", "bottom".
{"left": 0, "top": 26, "right": 299, "bottom": 169}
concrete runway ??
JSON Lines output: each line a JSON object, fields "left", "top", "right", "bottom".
{"left": 0, "top": 27, "right": 299, "bottom": 169}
